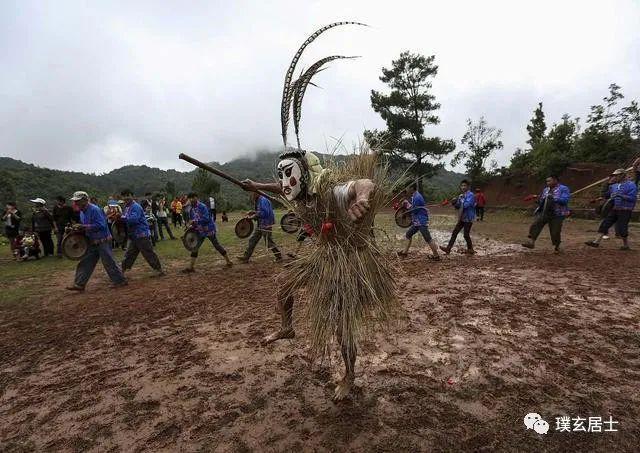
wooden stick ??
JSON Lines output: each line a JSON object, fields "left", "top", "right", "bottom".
{"left": 179, "top": 153, "right": 280, "bottom": 204}
{"left": 571, "top": 166, "right": 634, "bottom": 196}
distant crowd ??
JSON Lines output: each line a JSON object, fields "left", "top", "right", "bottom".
{"left": 1, "top": 193, "right": 229, "bottom": 261}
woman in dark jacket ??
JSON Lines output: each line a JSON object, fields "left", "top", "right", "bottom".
{"left": 30, "top": 198, "right": 56, "bottom": 257}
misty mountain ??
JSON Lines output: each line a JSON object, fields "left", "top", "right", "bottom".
{"left": 0, "top": 154, "right": 464, "bottom": 210}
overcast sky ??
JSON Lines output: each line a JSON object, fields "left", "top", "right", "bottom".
{"left": 1, "top": 0, "right": 639, "bottom": 174}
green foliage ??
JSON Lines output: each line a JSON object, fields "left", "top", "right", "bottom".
{"left": 0, "top": 170, "right": 17, "bottom": 204}
{"left": 369, "top": 51, "right": 455, "bottom": 190}
{"left": 191, "top": 168, "right": 220, "bottom": 199}
{"left": 526, "top": 102, "right": 547, "bottom": 148}
{"left": 452, "top": 117, "right": 503, "bottom": 185}
{"left": 164, "top": 181, "right": 177, "bottom": 200}
{"left": 509, "top": 84, "right": 640, "bottom": 177}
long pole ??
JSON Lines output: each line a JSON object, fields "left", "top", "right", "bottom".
{"left": 571, "top": 166, "right": 634, "bottom": 197}
{"left": 179, "top": 153, "right": 280, "bottom": 204}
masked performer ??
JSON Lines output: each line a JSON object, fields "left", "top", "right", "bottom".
{"left": 241, "top": 22, "right": 398, "bottom": 401}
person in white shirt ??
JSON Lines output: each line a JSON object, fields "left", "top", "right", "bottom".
{"left": 156, "top": 197, "right": 176, "bottom": 240}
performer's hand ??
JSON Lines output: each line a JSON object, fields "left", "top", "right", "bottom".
{"left": 348, "top": 179, "right": 375, "bottom": 222}
{"left": 240, "top": 179, "right": 257, "bottom": 192}
{"left": 348, "top": 199, "right": 370, "bottom": 222}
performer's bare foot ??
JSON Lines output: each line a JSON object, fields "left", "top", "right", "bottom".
{"left": 333, "top": 375, "right": 354, "bottom": 401}
{"left": 262, "top": 328, "right": 295, "bottom": 345}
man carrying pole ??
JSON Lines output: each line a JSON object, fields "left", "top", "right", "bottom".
{"left": 585, "top": 168, "right": 637, "bottom": 250}
{"left": 521, "top": 175, "right": 571, "bottom": 253}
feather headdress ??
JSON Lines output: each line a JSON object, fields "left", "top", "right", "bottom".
{"left": 280, "top": 22, "right": 366, "bottom": 151}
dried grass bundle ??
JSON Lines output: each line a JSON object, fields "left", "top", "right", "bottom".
{"left": 279, "top": 145, "right": 400, "bottom": 361}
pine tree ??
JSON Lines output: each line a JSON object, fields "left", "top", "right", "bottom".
{"left": 526, "top": 102, "right": 546, "bottom": 148}
{"left": 191, "top": 169, "right": 220, "bottom": 199}
{"left": 369, "top": 51, "right": 455, "bottom": 190}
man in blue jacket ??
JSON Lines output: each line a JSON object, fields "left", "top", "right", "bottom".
{"left": 183, "top": 192, "right": 232, "bottom": 272}
{"left": 586, "top": 168, "right": 637, "bottom": 250}
{"left": 239, "top": 192, "right": 282, "bottom": 263}
{"left": 398, "top": 184, "right": 440, "bottom": 260}
{"left": 440, "top": 180, "right": 476, "bottom": 255}
{"left": 120, "top": 189, "right": 164, "bottom": 276}
{"left": 522, "top": 175, "right": 571, "bottom": 253}
{"left": 66, "top": 191, "right": 127, "bottom": 291}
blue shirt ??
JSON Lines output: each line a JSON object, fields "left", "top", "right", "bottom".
{"left": 256, "top": 196, "right": 275, "bottom": 230}
{"left": 539, "top": 184, "right": 571, "bottom": 217}
{"left": 409, "top": 191, "right": 429, "bottom": 226}
{"left": 606, "top": 181, "right": 637, "bottom": 211}
{"left": 454, "top": 190, "right": 476, "bottom": 222}
{"left": 80, "top": 203, "right": 112, "bottom": 243}
{"left": 122, "top": 201, "right": 151, "bottom": 238}
{"left": 190, "top": 201, "right": 216, "bottom": 237}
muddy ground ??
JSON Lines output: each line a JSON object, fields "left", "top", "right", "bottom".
{"left": 1, "top": 212, "right": 639, "bottom": 452}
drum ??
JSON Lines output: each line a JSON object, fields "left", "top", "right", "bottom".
{"left": 235, "top": 217, "right": 254, "bottom": 239}
{"left": 280, "top": 212, "right": 301, "bottom": 234}
{"left": 541, "top": 195, "right": 555, "bottom": 217}
{"left": 181, "top": 228, "right": 200, "bottom": 252}
{"left": 596, "top": 198, "right": 614, "bottom": 219}
{"left": 61, "top": 231, "right": 89, "bottom": 260}
{"left": 394, "top": 206, "right": 412, "bottom": 228}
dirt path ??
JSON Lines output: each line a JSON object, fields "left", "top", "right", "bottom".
{"left": 1, "top": 230, "right": 639, "bottom": 451}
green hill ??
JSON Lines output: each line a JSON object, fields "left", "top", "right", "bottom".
{"left": 0, "top": 153, "right": 464, "bottom": 211}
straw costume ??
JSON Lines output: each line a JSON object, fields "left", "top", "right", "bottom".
{"left": 242, "top": 22, "right": 399, "bottom": 400}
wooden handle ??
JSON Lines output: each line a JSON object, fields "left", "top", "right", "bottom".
{"left": 571, "top": 166, "right": 634, "bottom": 196}
{"left": 179, "top": 153, "right": 280, "bottom": 204}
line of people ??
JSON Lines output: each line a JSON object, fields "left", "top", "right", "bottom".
{"left": 397, "top": 179, "right": 479, "bottom": 260}
{"left": 4, "top": 168, "right": 636, "bottom": 290}
{"left": 396, "top": 168, "right": 637, "bottom": 259}
{"left": 522, "top": 168, "right": 637, "bottom": 252}
{"left": 2, "top": 197, "right": 77, "bottom": 260}
{"left": 63, "top": 189, "right": 277, "bottom": 290}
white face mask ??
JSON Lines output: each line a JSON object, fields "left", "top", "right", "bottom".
{"left": 277, "top": 158, "right": 304, "bottom": 201}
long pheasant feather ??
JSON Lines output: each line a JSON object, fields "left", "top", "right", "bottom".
{"left": 292, "top": 56, "right": 359, "bottom": 148}
{"left": 280, "top": 21, "right": 367, "bottom": 147}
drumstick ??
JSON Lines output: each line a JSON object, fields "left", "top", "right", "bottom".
{"left": 179, "top": 153, "right": 280, "bottom": 204}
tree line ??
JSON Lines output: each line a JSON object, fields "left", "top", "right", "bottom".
{"left": 365, "top": 52, "right": 640, "bottom": 190}
{"left": 4, "top": 52, "right": 638, "bottom": 209}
